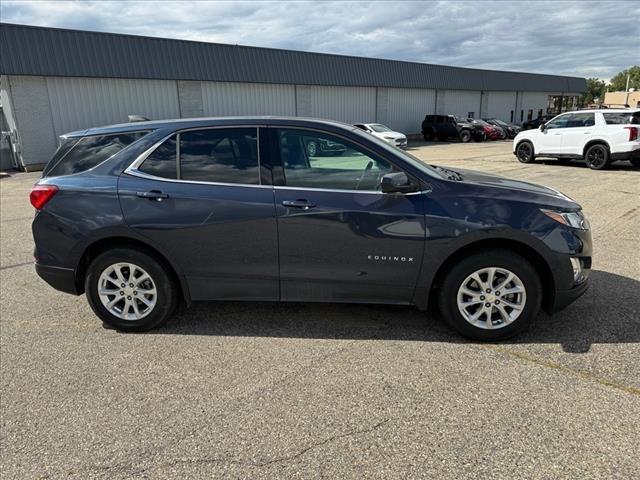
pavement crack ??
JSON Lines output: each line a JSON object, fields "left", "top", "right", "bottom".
{"left": 0, "top": 260, "right": 33, "bottom": 270}
{"left": 480, "top": 344, "right": 640, "bottom": 396}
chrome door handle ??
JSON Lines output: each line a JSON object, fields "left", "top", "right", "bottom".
{"left": 136, "top": 190, "right": 169, "bottom": 201}
{"left": 282, "top": 199, "right": 316, "bottom": 210}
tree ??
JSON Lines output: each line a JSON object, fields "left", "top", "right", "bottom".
{"left": 580, "top": 77, "right": 606, "bottom": 106}
{"left": 608, "top": 66, "right": 640, "bottom": 92}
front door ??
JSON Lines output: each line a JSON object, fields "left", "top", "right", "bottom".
{"left": 271, "top": 128, "right": 426, "bottom": 303}
{"left": 118, "top": 127, "right": 279, "bottom": 301}
{"left": 537, "top": 113, "right": 570, "bottom": 154}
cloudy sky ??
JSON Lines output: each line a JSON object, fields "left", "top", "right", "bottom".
{"left": 1, "top": 1, "right": 636, "bottom": 80}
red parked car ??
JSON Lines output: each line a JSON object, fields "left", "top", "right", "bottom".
{"left": 469, "top": 119, "right": 506, "bottom": 140}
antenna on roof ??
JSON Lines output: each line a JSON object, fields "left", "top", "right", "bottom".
{"left": 128, "top": 115, "right": 150, "bottom": 122}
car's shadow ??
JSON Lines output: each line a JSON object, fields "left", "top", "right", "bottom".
{"left": 143, "top": 270, "right": 639, "bottom": 354}
{"left": 536, "top": 159, "right": 640, "bottom": 171}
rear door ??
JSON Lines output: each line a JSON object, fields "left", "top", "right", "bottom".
{"left": 270, "top": 127, "right": 426, "bottom": 303}
{"left": 560, "top": 112, "right": 596, "bottom": 155}
{"left": 118, "top": 126, "right": 279, "bottom": 301}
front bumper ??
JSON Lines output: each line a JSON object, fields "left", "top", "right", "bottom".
{"left": 551, "top": 278, "right": 590, "bottom": 313}
{"left": 35, "top": 263, "right": 80, "bottom": 295}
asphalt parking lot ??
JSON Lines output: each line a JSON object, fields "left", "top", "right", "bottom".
{"left": 1, "top": 140, "right": 639, "bottom": 479}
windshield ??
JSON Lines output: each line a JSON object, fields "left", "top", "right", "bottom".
{"left": 453, "top": 116, "right": 467, "bottom": 123}
{"left": 369, "top": 124, "right": 392, "bottom": 133}
{"left": 472, "top": 119, "right": 490, "bottom": 126}
{"left": 494, "top": 119, "right": 508, "bottom": 126}
{"left": 350, "top": 127, "right": 447, "bottom": 180}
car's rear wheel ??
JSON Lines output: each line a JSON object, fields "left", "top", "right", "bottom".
{"left": 423, "top": 130, "right": 434, "bottom": 141}
{"left": 515, "top": 141, "right": 535, "bottom": 163}
{"left": 85, "top": 248, "right": 177, "bottom": 332}
{"left": 459, "top": 130, "right": 472, "bottom": 143}
{"left": 585, "top": 144, "right": 610, "bottom": 170}
{"left": 437, "top": 250, "right": 542, "bottom": 341}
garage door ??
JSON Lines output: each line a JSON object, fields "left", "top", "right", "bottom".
{"left": 441, "top": 90, "right": 481, "bottom": 117}
{"left": 385, "top": 88, "right": 436, "bottom": 134}
{"left": 46, "top": 77, "right": 180, "bottom": 138}
{"left": 309, "top": 86, "right": 376, "bottom": 124}
{"left": 202, "top": 81, "right": 296, "bottom": 117}
{"left": 485, "top": 92, "right": 517, "bottom": 122}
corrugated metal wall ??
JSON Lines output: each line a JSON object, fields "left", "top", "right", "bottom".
{"left": 521, "top": 92, "right": 551, "bottom": 119}
{"left": 441, "top": 90, "right": 482, "bottom": 117}
{"left": 485, "top": 91, "right": 517, "bottom": 121}
{"left": 46, "top": 77, "right": 180, "bottom": 137}
{"left": 201, "top": 81, "right": 296, "bottom": 116}
{"left": 308, "top": 86, "right": 376, "bottom": 123}
{"left": 384, "top": 88, "right": 436, "bottom": 133}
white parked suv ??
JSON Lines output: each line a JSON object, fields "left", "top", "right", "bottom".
{"left": 513, "top": 109, "right": 640, "bottom": 170}
{"left": 354, "top": 123, "right": 408, "bottom": 148}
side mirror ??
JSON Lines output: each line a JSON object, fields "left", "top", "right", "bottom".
{"left": 539, "top": 123, "right": 546, "bottom": 132}
{"left": 380, "top": 172, "right": 416, "bottom": 193}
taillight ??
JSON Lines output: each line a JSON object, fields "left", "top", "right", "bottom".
{"left": 30, "top": 185, "right": 59, "bottom": 210}
{"left": 624, "top": 126, "right": 639, "bottom": 141}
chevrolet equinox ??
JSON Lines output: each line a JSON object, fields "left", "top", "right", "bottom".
{"left": 31, "top": 117, "right": 592, "bottom": 340}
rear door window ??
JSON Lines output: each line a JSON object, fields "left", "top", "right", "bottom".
{"left": 602, "top": 112, "right": 640, "bottom": 125}
{"left": 179, "top": 128, "right": 259, "bottom": 184}
{"left": 45, "top": 131, "right": 149, "bottom": 177}
{"left": 138, "top": 135, "right": 177, "bottom": 179}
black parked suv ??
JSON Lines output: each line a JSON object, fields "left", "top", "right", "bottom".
{"left": 31, "top": 117, "right": 592, "bottom": 341}
{"left": 422, "top": 115, "right": 485, "bottom": 142}
{"left": 522, "top": 114, "right": 557, "bottom": 130}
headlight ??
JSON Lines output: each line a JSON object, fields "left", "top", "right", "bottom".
{"left": 540, "top": 209, "right": 590, "bottom": 230}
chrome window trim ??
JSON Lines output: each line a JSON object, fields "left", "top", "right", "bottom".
{"left": 273, "top": 185, "right": 429, "bottom": 196}
{"left": 124, "top": 125, "right": 265, "bottom": 188}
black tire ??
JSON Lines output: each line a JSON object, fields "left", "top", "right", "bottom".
{"left": 85, "top": 247, "right": 178, "bottom": 332}
{"left": 459, "top": 130, "right": 472, "bottom": 143}
{"left": 515, "top": 141, "right": 535, "bottom": 163}
{"left": 437, "top": 250, "right": 542, "bottom": 341}
{"left": 584, "top": 144, "right": 610, "bottom": 170}
{"left": 630, "top": 158, "right": 640, "bottom": 168}
{"left": 423, "top": 128, "right": 435, "bottom": 141}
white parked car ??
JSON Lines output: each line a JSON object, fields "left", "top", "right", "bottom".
{"left": 354, "top": 123, "right": 408, "bottom": 148}
{"left": 513, "top": 109, "right": 640, "bottom": 170}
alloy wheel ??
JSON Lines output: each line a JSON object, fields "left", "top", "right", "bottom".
{"left": 306, "top": 141, "right": 317, "bottom": 156}
{"left": 97, "top": 263, "right": 157, "bottom": 320}
{"left": 586, "top": 146, "right": 606, "bottom": 169}
{"left": 517, "top": 143, "right": 532, "bottom": 162}
{"left": 457, "top": 267, "right": 527, "bottom": 330}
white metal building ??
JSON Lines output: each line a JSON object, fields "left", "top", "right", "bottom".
{"left": 0, "top": 23, "right": 586, "bottom": 171}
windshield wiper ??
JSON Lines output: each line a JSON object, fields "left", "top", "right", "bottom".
{"left": 431, "top": 165, "right": 463, "bottom": 181}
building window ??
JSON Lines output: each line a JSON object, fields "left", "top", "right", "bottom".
{"left": 510, "top": 110, "right": 514, "bottom": 122}
{"left": 467, "top": 112, "right": 475, "bottom": 119}
{"left": 538, "top": 109, "right": 543, "bottom": 118}
{"left": 527, "top": 109, "right": 533, "bottom": 121}
{"left": 520, "top": 110, "right": 524, "bottom": 122}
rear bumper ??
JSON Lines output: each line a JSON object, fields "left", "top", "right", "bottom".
{"left": 35, "top": 263, "right": 80, "bottom": 295}
{"left": 611, "top": 148, "right": 640, "bottom": 161}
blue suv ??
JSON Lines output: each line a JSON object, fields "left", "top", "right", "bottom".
{"left": 30, "top": 117, "right": 592, "bottom": 340}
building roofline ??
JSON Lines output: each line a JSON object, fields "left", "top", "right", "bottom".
{"left": 0, "top": 22, "right": 587, "bottom": 93}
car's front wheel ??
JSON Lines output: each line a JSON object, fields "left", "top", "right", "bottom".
{"left": 459, "top": 130, "right": 472, "bottom": 143}
{"left": 515, "top": 141, "right": 535, "bottom": 163}
{"left": 85, "top": 248, "right": 177, "bottom": 332}
{"left": 437, "top": 250, "right": 542, "bottom": 341}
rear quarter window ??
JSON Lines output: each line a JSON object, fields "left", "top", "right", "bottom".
{"left": 602, "top": 112, "right": 640, "bottom": 125}
{"left": 44, "top": 131, "right": 149, "bottom": 177}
